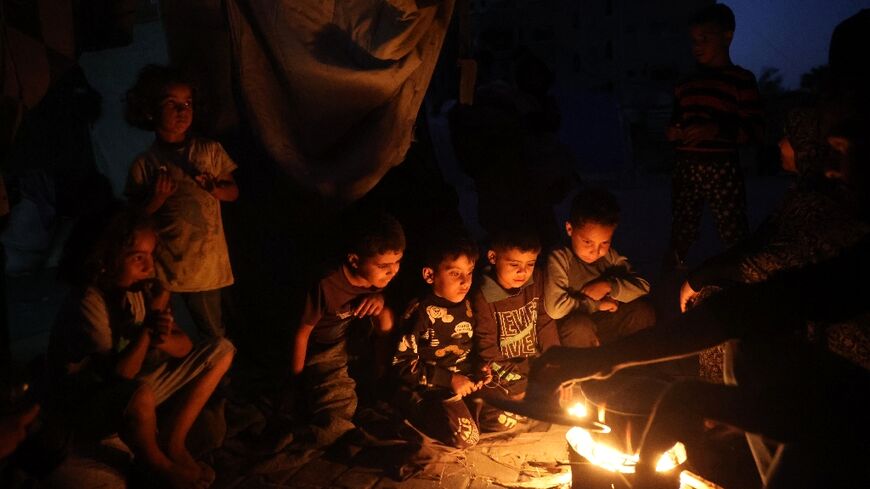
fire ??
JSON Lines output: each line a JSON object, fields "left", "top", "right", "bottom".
{"left": 565, "top": 403, "right": 687, "bottom": 474}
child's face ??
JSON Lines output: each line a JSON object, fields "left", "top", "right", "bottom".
{"left": 349, "top": 250, "right": 403, "bottom": 289}
{"left": 487, "top": 247, "right": 539, "bottom": 289}
{"left": 157, "top": 83, "right": 193, "bottom": 142}
{"left": 566, "top": 221, "right": 616, "bottom": 264}
{"left": 116, "top": 229, "right": 157, "bottom": 288}
{"left": 689, "top": 23, "right": 732, "bottom": 66}
{"left": 423, "top": 254, "right": 475, "bottom": 303}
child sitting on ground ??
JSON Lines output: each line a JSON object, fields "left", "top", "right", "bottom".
{"left": 289, "top": 211, "right": 404, "bottom": 446}
{"left": 392, "top": 233, "right": 487, "bottom": 448}
{"left": 471, "top": 224, "right": 560, "bottom": 430}
{"left": 544, "top": 187, "right": 654, "bottom": 347}
{"left": 48, "top": 210, "right": 234, "bottom": 489}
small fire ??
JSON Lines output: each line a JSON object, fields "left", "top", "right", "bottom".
{"left": 565, "top": 403, "right": 687, "bottom": 474}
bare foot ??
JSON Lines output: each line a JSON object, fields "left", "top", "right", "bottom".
{"left": 153, "top": 460, "right": 211, "bottom": 489}
{"left": 166, "top": 450, "right": 215, "bottom": 489}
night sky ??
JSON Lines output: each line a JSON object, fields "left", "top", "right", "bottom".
{"left": 727, "top": 0, "right": 869, "bottom": 88}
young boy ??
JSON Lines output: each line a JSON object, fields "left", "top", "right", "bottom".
{"left": 544, "top": 187, "right": 654, "bottom": 348}
{"left": 471, "top": 224, "right": 560, "bottom": 430}
{"left": 665, "top": 3, "right": 763, "bottom": 270}
{"left": 290, "top": 211, "right": 404, "bottom": 446}
{"left": 392, "top": 233, "right": 485, "bottom": 448}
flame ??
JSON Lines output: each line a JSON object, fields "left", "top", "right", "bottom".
{"left": 679, "top": 470, "right": 723, "bottom": 489}
{"left": 566, "top": 426, "right": 687, "bottom": 474}
{"left": 567, "top": 402, "right": 588, "bottom": 418}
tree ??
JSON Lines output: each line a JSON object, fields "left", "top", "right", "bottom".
{"left": 758, "top": 67, "right": 785, "bottom": 98}
{"left": 800, "top": 65, "right": 829, "bottom": 94}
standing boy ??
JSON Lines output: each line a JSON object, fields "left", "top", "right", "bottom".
{"left": 290, "top": 211, "right": 404, "bottom": 446}
{"left": 392, "top": 233, "right": 486, "bottom": 448}
{"left": 544, "top": 187, "right": 654, "bottom": 348}
{"left": 665, "top": 3, "right": 763, "bottom": 270}
{"left": 471, "top": 225, "right": 560, "bottom": 430}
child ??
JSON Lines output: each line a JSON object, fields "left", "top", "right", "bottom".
{"left": 290, "top": 211, "right": 404, "bottom": 446}
{"left": 47, "top": 210, "right": 234, "bottom": 489}
{"left": 124, "top": 65, "right": 239, "bottom": 338}
{"left": 664, "top": 3, "right": 763, "bottom": 270}
{"left": 471, "top": 224, "right": 559, "bottom": 430}
{"left": 544, "top": 187, "right": 654, "bottom": 347}
{"left": 392, "top": 233, "right": 486, "bottom": 448}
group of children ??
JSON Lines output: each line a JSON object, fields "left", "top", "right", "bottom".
{"left": 47, "top": 65, "right": 240, "bottom": 489}
{"left": 39, "top": 2, "right": 782, "bottom": 488}
{"left": 290, "top": 189, "right": 654, "bottom": 450}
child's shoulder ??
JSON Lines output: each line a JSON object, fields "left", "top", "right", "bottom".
{"left": 547, "top": 245, "right": 574, "bottom": 263}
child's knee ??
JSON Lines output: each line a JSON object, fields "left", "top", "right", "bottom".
{"left": 447, "top": 417, "right": 480, "bottom": 449}
{"left": 621, "top": 300, "right": 656, "bottom": 336}
{"left": 211, "top": 337, "right": 236, "bottom": 369}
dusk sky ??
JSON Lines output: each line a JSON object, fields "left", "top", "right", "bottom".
{"left": 727, "top": 0, "right": 869, "bottom": 88}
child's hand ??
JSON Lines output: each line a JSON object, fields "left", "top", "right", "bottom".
{"left": 195, "top": 172, "right": 216, "bottom": 192}
{"left": 581, "top": 279, "right": 612, "bottom": 301}
{"left": 154, "top": 171, "right": 177, "bottom": 200}
{"left": 148, "top": 309, "right": 174, "bottom": 346}
{"left": 598, "top": 297, "right": 619, "bottom": 312}
{"left": 679, "top": 280, "right": 699, "bottom": 313}
{"left": 479, "top": 364, "right": 493, "bottom": 385}
{"left": 451, "top": 373, "right": 479, "bottom": 397}
{"left": 682, "top": 121, "right": 719, "bottom": 146}
{"left": 354, "top": 293, "right": 385, "bottom": 317}
{"left": 666, "top": 124, "right": 684, "bottom": 142}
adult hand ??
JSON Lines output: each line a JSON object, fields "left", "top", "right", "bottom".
{"left": 354, "top": 293, "right": 385, "bottom": 317}
{"left": 679, "top": 280, "right": 699, "bottom": 313}
{"left": 581, "top": 278, "right": 612, "bottom": 301}
{"left": 598, "top": 297, "right": 619, "bottom": 312}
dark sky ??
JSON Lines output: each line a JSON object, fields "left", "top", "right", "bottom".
{"left": 727, "top": 0, "right": 868, "bottom": 88}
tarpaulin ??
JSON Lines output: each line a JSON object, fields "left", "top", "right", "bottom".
{"left": 223, "top": 0, "right": 454, "bottom": 202}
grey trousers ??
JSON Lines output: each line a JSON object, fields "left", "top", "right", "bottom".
{"left": 557, "top": 299, "right": 656, "bottom": 347}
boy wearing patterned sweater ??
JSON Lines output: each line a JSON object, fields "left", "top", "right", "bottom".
{"left": 392, "top": 234, "right": 486, "bottom": 448}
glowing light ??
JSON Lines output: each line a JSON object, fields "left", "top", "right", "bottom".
{"left": 679, "top": 470, "right": 723, "bottom": 489}
{"left": 567, "top": 403, "right": 588, "bottom": 418}
{"left": 566, "top": 427, "right": 687, "bottom": 474}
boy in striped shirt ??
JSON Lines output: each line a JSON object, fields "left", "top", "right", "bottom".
{"left": 665, "top": 3, "right": 763, "bottom": 270}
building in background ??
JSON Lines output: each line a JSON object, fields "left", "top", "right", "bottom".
{"left": 469, "top": 0, "right": 714, "bottom": 174}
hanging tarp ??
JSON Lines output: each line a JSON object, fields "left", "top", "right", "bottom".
{"left": 223, "top": 0, "right": 454, "bottom": 202}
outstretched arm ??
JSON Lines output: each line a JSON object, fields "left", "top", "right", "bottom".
{"left": 532, "top": 238, "right": 870, "bottom": 388}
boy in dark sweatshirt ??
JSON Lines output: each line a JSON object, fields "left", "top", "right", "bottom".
{"left": 471, "top": 224, "right": 560, "bottom": 430}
